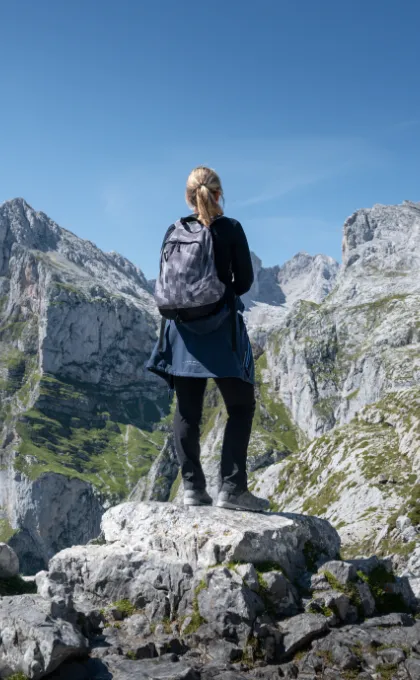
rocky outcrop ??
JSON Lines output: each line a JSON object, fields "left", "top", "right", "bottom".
{"left": 37, "top": 502, "right": 339, "bottom": 613}
{"left": 0, "top": 199, "right": 168, "bottom": 572}
{"left": 129, "top": 434, "right": 178, "bottom": 503}
{"left": 0, "top": 594, "right": 87, "bottom": 678}
{"left": 0, "top": 541, "right": 19, "bottom": 577}
{"left": 2, "top": 503, "right": 419, "bottom": 679}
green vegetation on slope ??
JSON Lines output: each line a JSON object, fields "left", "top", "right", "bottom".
{"left": 14, "top": 374, "right": 167, "bottom": 500}
{"left": 265, "top": 386, "right": 420, "bottom": 556}
{"left": 16, "top": 409, "right": 164, "bottom": 499}
{"left": 249, "top": 351, "right": 300, "bottom": 456}
{"left": 0, "top": 517, "right": 17, "bottom": 543}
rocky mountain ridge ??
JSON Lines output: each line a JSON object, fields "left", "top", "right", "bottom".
{"left": 1, "top": 197, "right": 420, "bottom": 579}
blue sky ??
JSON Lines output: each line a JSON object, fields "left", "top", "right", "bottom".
{"left": 1, "top": 0, "right": 419, "bottom": 279}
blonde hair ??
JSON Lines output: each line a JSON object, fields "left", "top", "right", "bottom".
{"left": 186, "top": 166, "right": 224, "bottom": 226}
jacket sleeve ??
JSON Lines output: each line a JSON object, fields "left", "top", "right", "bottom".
{"left": 230, "top": 220, "right": 254, "bottom": 296}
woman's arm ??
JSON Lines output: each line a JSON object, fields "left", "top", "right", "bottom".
{"left": 230, "top": 220, "right": 254, "bottom": 296}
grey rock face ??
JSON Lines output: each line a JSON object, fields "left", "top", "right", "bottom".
{"left": 243, "top": 251, "right": 339, "bottom": 312}
{"left": 7, "top": 473, "right": 103, "bottom": 574}
{"left": 0, "top": 541, "right": 19, "bottom": 577}
{"left": 244, "top": 251, "right": 339, "bottom": 343}
{"left": 356, "top": 582, "right": 376, "bottom": 618}
{"left": 0, "top": 594, "right": 87, "bottom": 679}
{"left": 198, "top": 567, "right": 265, "bottom": 645}
{"left": 129, "top": 435, "right": 178, "bottom": 503}
{"left": 338, "top": 200, "right": 420, "bottom": 304}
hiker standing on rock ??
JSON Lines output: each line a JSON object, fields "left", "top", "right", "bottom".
{"left": 147, "top": 166, "right": 269, "bottom": 513}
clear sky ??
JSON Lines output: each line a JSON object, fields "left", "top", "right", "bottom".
{"left": 1, "top": 0, "right": 419, "bottom": 279}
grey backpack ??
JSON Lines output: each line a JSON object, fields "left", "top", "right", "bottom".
{"left": 155, "top": 219, "right": 226, "bottom": 321}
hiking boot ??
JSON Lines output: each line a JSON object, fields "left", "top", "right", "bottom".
{"left": 216, "top": 490, "right": 270, "bottom": 513}
{"left": 184, "top": 489, "right": 213, "bottom": 506}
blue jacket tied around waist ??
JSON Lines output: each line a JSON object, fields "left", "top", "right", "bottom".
{"left": 147, "top": 297, "right": 255, "bottom": 389}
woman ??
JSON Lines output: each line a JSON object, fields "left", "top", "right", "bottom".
{"left": 147, "top": 166, "right": 269, "bottom": 513}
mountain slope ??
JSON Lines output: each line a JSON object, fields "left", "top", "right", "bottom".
{"left": 248, "top": 201, "right": 420, "bottom": 561}
{"left": 0, "top": 199, "right": 169, "bottom": 571}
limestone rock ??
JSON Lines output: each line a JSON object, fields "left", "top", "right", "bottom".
{"left": 320, "top": 560, "right": 357, "bottom": 585}
{"left": 279, "top": 613, "right": 329, "bottom": 658}
{"left": 356, "top": 582, "right": 376, "bottom": 618}
{"left": 47, "top": 656, "right": 201, "bottom": 680}
{"left": 0, "top": 594, "right": 87, "bottom": 678}
{"left": 38, "top": 502, "right": 339, "bottom": 624}
{"left": 235, "top": 563, "right": 259, "bottom": 592}
{"left": 0, "top": 542, "right": 19, "bottom": 577}
{"left": 261, "top": 571, "right": 299, "bottom": 617}
{"left": 243, "top": 251, "right": 339, "bottom": 312}
{"left": 197, "top": 567, "right": 264, "bottom": 644}
{"left": 129, "top": 435, "right": 178, "bottom": 503}
{"left": 247, "top": 201, "right": 420, "bottom": 559}
{"left": 101, "top": 502, "right": 340, "bottom": 576}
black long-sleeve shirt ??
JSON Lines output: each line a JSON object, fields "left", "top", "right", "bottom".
{"left": 163, "top": 214, "right": 254, "bottom": 297}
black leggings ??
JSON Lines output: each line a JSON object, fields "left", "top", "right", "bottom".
{"left": 173, "top": 376, "right": 255, "bottom": 494}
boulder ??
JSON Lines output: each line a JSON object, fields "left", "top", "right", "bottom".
{"left": 356, "top": 582, "right": 376, "bottom": 617}
{"left": 46, "top": 656, "right": 201, "bottom": 680}
{"left": 0, "top": 542, "right": 19, "bottom": 578}
{"left": 279, "top": 613, "right": 329, "bottom": 658}
{"left": 261, "top": 571, "right": 299, "bottom": 617}
{"left": 101, "top": 502, "right": 340, "bottom": 577}
{"left": 320, "top": 560, "right": 356, "bottom": 586}
{"left": 38, "top": 502, "right": 339, "bottom": 618}
{"left": 235, "top": 563, "right": 259, "bottom": 592}
{"left": 0, "top": 594, "right": 87, "bottom": 678}
{"left": 197, "top": 567, "right": 265, "bottom": 644}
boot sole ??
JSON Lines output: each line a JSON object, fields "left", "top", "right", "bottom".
{"left": 184, "top": 499, "right": 213, "bottom": 506}
{"left": 216, "top": 500, "right": 267, "bottom": 513}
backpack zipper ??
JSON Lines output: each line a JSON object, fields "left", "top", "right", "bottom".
{"left": 164, "top": 240, "right": 202, "bottom": 247}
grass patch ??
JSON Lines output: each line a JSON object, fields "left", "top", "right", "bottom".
{"left": 308, "top": 602, "right": 333, "bottom": 617}
{"left": 0, "top": 518, "right": 17, "bottom": 543}
{"left": 375, "top": 663, "right": 398, "bottom": 680}
{"left": 251, "top": 352, "right": 300, "bottom": 454}
{"left": 183, "top": 580, "right": 208, "bottom": 635}
{"left": 302, "top": 470, "right": 347, "bottom": 516}
{"left": 169, "top": 469, "right": 182, "bottom": 502}
{"left": 112, "top": 599, "right": 136, "bottom": 618}
{"left": 357, "top": 566, "right": 409, "bottom": 614}
{"left": 322, "top": 570, "right": 362, "bottom": 616}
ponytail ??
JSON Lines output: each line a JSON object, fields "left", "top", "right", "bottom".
{"left": 186, "top": 166, "right": 224, "bottom": 226}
